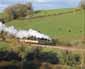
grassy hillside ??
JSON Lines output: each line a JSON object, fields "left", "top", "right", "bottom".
{"left": 0, "top": 13, "right": 4, "bottom": 18}
{"left": 6, "top": 9, "right": 84, "bottom": 41}
{"left": 0, "top": 9, "right": 85, "bottom": 68}
{"left": 34, "top": 8, "right": 73, "bottom": 16}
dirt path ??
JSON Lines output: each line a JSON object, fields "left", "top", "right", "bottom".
{"left": 1, "top": 38, "right": 85, "bottom": 52}
{"left": 27, "top": 44, "right": 85, "bottom": 52}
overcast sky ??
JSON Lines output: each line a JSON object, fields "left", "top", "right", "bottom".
{"left": 0, "top": 0, "right": 81, "bottom": 11}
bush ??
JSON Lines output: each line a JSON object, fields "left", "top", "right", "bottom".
{"left": 23, "top": 61, "right": 40, "bottom": 69}
{"left": 57, "top": 50, "right": 81, "bottom": 66}
{"left": 4, "top": 3, "right": 33, "bottom": 21}
{"left": 63, "top": 51, "right": 81, "bottom": 66}
{"left": 0, "top": 51, "right": 21, "bottom": 61}
{"left": 25, "top": 48, "right": 60, "bottom": 64}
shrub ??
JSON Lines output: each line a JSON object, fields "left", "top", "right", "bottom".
{"left": 25, "top": 48, "right": 60, "bottom": 64}
{"left": 0, "top": 51, "right": 21, "bottom": 61}
{"left": 63, "top": 51, "right": 81, "bottom": 66}
{"left": 4, "top": 3, "right": 33, "bottom": 21}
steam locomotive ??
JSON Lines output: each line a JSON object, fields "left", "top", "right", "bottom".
{"left": 0, "top": 20, "right": 57, "bottom": 46}
{"left": 19, "top": 37, "right": 57, "bottom": 45}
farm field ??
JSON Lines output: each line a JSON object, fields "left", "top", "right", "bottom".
{"left": 6, "top": 8, "right": 84, "bottom": 42}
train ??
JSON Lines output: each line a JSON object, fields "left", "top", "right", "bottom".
{"left": 18, "top": 37, "right": 57, "bottom": 45}
{"left": 0, "top": 20, "right": 57, "bottom": 46}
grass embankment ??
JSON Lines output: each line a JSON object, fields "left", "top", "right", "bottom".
{"left": 6, "top": 9, "right": 84, "bottom": 42}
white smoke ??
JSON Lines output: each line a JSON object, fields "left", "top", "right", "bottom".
{"left": 0, "top": 22, "right": 6, "bottom": 33}
{"left": 0, "top": 21, "right": 51, "bottom": 40}
{"left": 28, "top": 29, "right": 51, "bottom": 40}
{"left": 3, "top": 26, "right": 17, "bottom": 36}
{"left": 16, "top": 30, "right": 31, "bottom": 39}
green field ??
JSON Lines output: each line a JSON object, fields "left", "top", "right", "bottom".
{"left": 5, "top": 9, "right": 84, "bottom": 41}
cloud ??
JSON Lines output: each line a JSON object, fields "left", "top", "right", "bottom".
{"left": 0, "top": 0, "right": 81, "bottom": 12}
{"left": 0, "top": 0, "right": 81, "bottom": 3}
{"left": 31, "top": 0, "right": 80, "bottom": 3}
